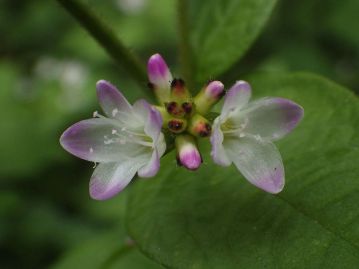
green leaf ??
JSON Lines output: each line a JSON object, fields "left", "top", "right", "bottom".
{"left": 190, "top": 0, "right": 277, "bottom": 82}
{"left": 126, "top": 73, "right": 359, "bottom": 268}
{"left": 51, "top": 229, "right": 162, "bottom": 269}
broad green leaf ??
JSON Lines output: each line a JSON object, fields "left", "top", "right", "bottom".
{"left": 190, "top": 0, "right": 277, "bottom": 82}
{"left": 126, "top": 73, "right": 359, "bottom": 268}
{"left": 51, "top": 229, "right": 162, "bottom": 269}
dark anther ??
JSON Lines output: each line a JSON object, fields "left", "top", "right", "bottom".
{"left": 168, "top": 120, "right": 183, "bottom": 131}
{"left": 217, "top": 89, "right": 226, "bottom": 98}
{"left": 176, "top": 155, "right": 182, "bottom": 166}
{"left": 199, "top": 123, "right": 212, "bottom": 137}
{"left": 206, "top": 79, "right": 214, "bottom": 85}
{"left": 182, "top": 102, "right": 192, "bottom": 114}
{"left": 166, "top": 101, "right": 178, "bottom": 114}
{"left": 147, "top": 82, "right": 154, "bottom": 90}
{"left": 171, "top": 78, "right": 185, "bottom": 89}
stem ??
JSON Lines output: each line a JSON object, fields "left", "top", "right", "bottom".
{"left": 56, "top": 0, "right": 151, "bottom": 98}
{"left": 177, "top": 0, "right": 195, "bottom": 92}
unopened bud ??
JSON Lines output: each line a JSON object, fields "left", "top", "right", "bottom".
{"left": 168, "top": 118, "right": 187, "bottom": 133}
{"left": 165, "top": 101, "right": 194, "bottom": 118}
{"left": 175, "top": 135, "right": 202, "bottom": 171}
{"left": 147, "top": 54, "right": 172, "bottom": 103}
{"left": 194, "top": 80, "right": 224, "bottom": 115}
{"left": 165, "top": 101, "right": 184, "bottom": 118}
{"left": 181, "top": 102, "right": 193, "bottom": 116}
{"left": 187, "top": 114, "right": 212, "bottom": 137}
{"left": 171, "top": 78, "right": 190, "bottom": 102}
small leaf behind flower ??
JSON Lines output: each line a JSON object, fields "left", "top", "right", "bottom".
{"left": 189, "top": 0, "right": 277, "bottom": 82}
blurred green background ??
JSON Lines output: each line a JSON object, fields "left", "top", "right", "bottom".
{"left": 1, "top": 0, "right": 358, "bottom": 268}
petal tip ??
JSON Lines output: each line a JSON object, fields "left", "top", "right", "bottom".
{"left": 276, "top": 98, "right": 304, "bottom": 131}
{"left": 59, "top": 123, "right": 83, "bottom": 158}
{"left": 96, "top": 80, "right": 112, "bottom": 92}
{"left": 235, "top": 80, "right": 250, "bottom": 87}
{"left": 233, "top": 80, "right": 251, "bottom": 92}
{"left": 96, "top": 80, "right": 114, "bottom": 98}
{"left": 257, "top": 168, "right": 285, "bottom": 194}
{"left": 89, "top": 179, "right": 117, "bottom": 201}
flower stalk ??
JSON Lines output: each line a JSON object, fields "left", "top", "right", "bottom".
{"left": 56, "top": 0, "right": 150, "bottom": 98}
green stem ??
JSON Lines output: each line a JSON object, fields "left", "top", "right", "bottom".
{"left": 177, "top": 0, "right": 195, "bottom": 92}
{"left": 56, "top": 0, "right": 151, "bottom": 98}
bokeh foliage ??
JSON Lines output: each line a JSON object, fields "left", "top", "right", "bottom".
{"left": 1, "top": 0, "right": 358, "bottom": 268}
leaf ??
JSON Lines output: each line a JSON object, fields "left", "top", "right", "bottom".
{"left": 126, "top": 73, "right": 359, "bottom": 268}
{"left": 51, "top": 229, "right": 162, "bottom": 269}
{"left": 189, "top": 0, "right": 277, "bottom": 82}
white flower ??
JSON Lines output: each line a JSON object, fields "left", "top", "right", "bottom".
{"left": 60, "top": 80, "right": 166, "bottom": 200}
{"left": 210, "top": 81, "right": 304, "bottom": 193}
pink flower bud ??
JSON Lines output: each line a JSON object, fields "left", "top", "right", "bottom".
{"left": 170, "top": 78, "right": 190, "bottom": 102}
{"left": 176, "top": 135, "right": 202, "bottom": 171}
{"left": 205, "top": 80, "right": 225, "bottom": 99}
{"left": 147, "top": 53, "right": 172, "bottom": 103}
{"left": 194, "top": 80, "right": 224, "bottom": 114}
{"left": 188, "top": 114, "right": 212, "bottom": 137}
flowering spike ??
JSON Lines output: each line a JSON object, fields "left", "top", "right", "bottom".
{"left": 194, "top": 80, "right": 225, "bottom": 115}
{"left": 175, "top": 135, "right": 202, "bottom": 170}
{"left": 187, "top": 114, "right": 212, "bottom": 137}
{"left": 147, "top": 54, "right": 172, "bottom": 103}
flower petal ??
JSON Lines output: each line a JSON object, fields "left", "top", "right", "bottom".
{"left": 89, "top": 161, "right": 141, "bottom": 200}
{"left": 96, "top": 80, "right": 132, "bottom": 118}
{"left": 133, "top": 99, "right": 163, "bottom": 142}
{"left": 221, "top": 80, "right": 252, "bottom": 117}
{"left": 239, "top": 98, "right": 304, "bottom": 140}
{"left": 137, "top": 150, "right": 160, "bottom": 178}
{"left": 224, "top": 135, "right": 284, "bottom": 194}
{"left": 60, "top": 118, "right": 145, "bottom": 162}
{"left": 147, "top": 54, "right": 172, "bottom": 102}
{"left": 210, "top": 117, "right": 231, "bottom": 166}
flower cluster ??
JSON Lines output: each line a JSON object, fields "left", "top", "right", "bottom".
{"left": 60, "top": 53, "right": 303, "bottom": 200}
